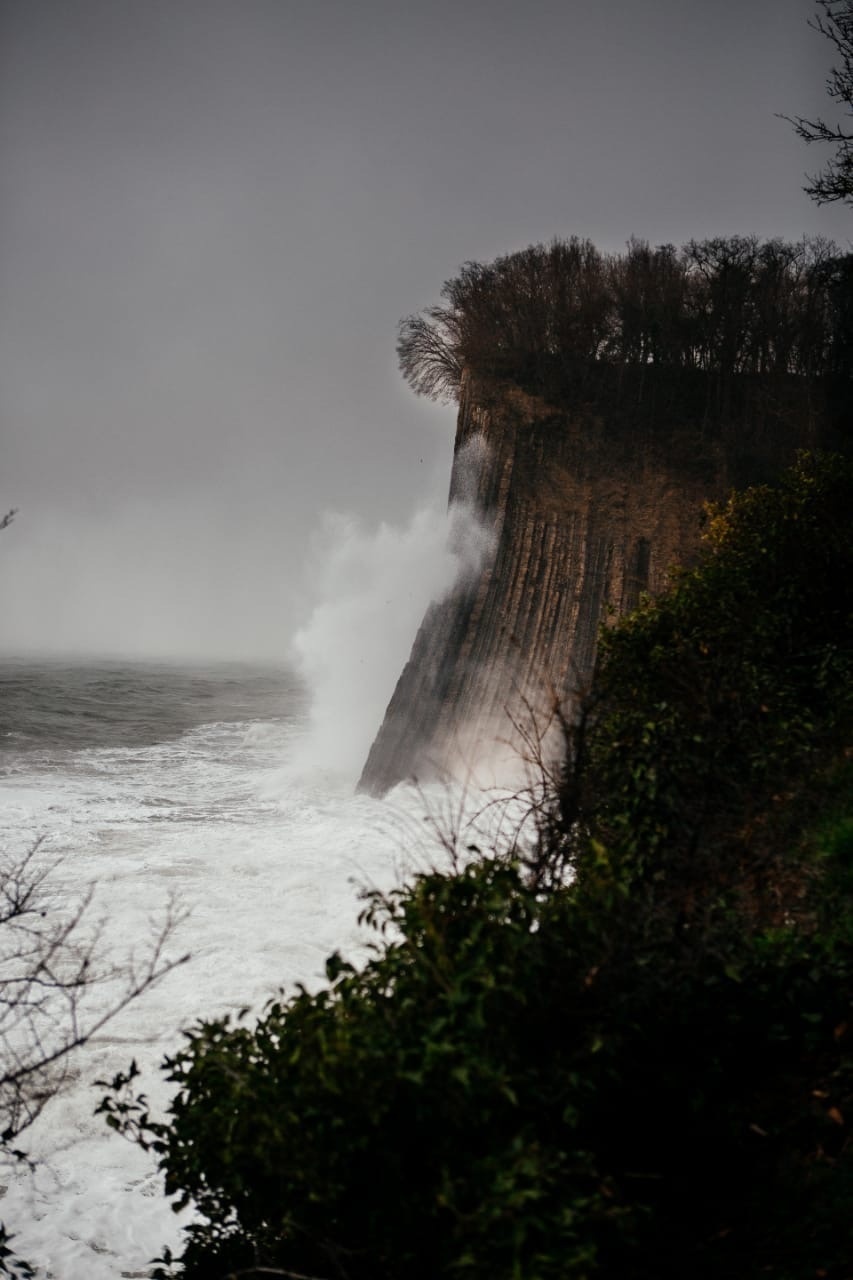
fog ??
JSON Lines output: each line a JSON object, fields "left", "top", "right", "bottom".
{"left": 0, "top": 0, "right": 849, "bottom": 662}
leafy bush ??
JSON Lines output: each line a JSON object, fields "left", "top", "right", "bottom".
{"left": 569, "top": 450, "right": 853, "bottom": 919}
{"left": 102, "top": 453, "right": 853, "bottom": 1279}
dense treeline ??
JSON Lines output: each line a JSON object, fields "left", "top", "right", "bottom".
{"left": 101, "top": 453, "right": 853, "bottom": 1279}
{"left": 398, "top": 236, "right": 853, "bottom": 404}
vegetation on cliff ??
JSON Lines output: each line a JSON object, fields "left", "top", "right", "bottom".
{"left": 101, "top": 452, "right": 853, "bottom": 1279}
{"left": 397, "top": 235, "right": 853, "bottom": 412}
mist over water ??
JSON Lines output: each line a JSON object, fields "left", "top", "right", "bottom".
{"left": 0, "top": 498, "right": 301, "bottom": 664}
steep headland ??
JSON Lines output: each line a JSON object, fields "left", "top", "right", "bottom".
{"left": 359, "top": 237, "right": 851, "bottom": 794}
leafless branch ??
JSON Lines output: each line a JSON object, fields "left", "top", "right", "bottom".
{"left": 0, "top": 842, "right": 189, "bottom": 1152}
{"left": 781, "top": 0, "right": 853, "bottom": 206}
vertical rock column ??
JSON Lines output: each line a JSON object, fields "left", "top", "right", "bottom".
{"left": 357, "top": 377, "right": 796, "bottom": 796}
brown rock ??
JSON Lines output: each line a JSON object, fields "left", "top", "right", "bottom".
{"left": 358, "top": 367, "right": 844, "bottom": 795}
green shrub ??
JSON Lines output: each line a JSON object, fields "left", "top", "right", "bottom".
{"left": 101, "top": 453, "right": 853, "bottom": 1279}
{"left": 572, "top": 451, "right": 853, "bottom": 919}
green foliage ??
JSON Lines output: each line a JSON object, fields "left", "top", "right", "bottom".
{"left": 103, "top": 862, "right": 632, "bottom": 1279}
{"left": 574, "top": 451, "right": 853, "bottom": 920}
{"left": 101, "top": 454, "right": 853, "bottom": 1279}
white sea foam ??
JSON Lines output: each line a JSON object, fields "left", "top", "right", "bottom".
{"left": 0, "top": 678, "right": 543, "bottom": 1280}
{"left": 0, "top": 479, "right": 507, "bottom": 1277}
{"left": 0, "top": 713, "right": 452, "bottom": 1279}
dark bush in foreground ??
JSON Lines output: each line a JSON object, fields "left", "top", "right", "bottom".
{"left": 102, "top": 454, "right": 853, "bottom": 1279}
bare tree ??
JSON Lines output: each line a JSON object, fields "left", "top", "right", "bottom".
{"left": 0, "top": 839, "right": 187, "bottom": 1156}
{"left": 0, "top": 509, "right": 186, "bottom": 1150}
{"left": 398, "top": 236, "right": 847, "bottom": 407}
{"left": 396, "top": 309, "right": 463, "bottom": 403}
{"left": 784, "top": 0, "right": 853, "bottom": 207}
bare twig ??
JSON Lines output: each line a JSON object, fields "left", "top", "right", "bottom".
{"left": 0, "top": 842, "right": 188, "bottom": 1151}
{"left": 780, "top": 0, "right": 853, "bottom": 206}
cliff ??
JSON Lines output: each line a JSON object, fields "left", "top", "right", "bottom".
{"left": 359, "top": 365, "right": 845, "bottom": 796}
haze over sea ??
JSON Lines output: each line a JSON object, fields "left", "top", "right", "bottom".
{"left": 0, "top": 657, "right": 450, "bottom": 1279}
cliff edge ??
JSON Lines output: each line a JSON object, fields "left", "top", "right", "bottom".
{"left": 359, "top": 368, "right": 842, "bottom": 795}
{"left": 359, "top": 235, "right": 851, "bottom": 794}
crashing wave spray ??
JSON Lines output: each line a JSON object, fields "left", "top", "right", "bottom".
{"left": 291, "top": 475, "right": 495, "bottom": 781}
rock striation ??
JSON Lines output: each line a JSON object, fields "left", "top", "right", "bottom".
{"left": 358, "top": 367, "right": 845, "bottom": 795}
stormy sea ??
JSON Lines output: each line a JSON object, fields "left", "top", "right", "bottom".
{"left": 0, "top": 657, "right": 454, "bottom": 1279}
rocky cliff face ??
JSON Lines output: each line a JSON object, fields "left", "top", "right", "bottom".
{"left": 358, "top": 369, "right": 839, "bottom": 795}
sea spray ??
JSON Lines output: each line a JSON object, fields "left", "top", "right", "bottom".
{"left": 291, "top": 495, "right": 495, "bottom": 781}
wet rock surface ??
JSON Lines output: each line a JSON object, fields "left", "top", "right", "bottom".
{"left": 359, "top": 371, "right": 842, "bottom": 795}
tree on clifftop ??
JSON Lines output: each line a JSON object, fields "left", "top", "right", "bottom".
{"left": 397, "top": 236, "right": 850, "bottom": 406}
{"left": 786, "top": 0, "right": 853, "bottom": 207}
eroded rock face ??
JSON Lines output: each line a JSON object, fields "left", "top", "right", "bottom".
{"left": 358, "top": 370, "right": 839, "bottom": 795}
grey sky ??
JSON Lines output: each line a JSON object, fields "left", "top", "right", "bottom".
{"left": 0, "top": 0, "right": 849, "bottom": 659}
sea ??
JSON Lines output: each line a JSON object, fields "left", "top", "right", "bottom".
{"left": 0, "top": 656, "right": 465, "bottom": 1279}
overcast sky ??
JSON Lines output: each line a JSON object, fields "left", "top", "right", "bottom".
{"left": 0, "top": 0, "right": 849, "bottom": 661}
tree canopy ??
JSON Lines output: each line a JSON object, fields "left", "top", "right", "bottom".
{"left": 397, "top": 236, "right": 853, "bottom": 405}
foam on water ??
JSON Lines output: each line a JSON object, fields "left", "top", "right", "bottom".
{"left": 0, "top": 622, "right": 543, "bottom": 1280}
{"left": 0, "top": 680, "right": 458, "bottom": 1280}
